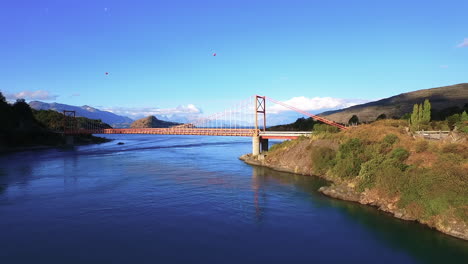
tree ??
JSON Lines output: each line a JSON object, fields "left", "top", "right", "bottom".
{"left": 447, "top": 114, "right": 461, "bottom": 129}
{"left": 376, "top": 114, "right": 387, "bottom": 121}
{"left": 348, "top": 115, "right": 359, "bottom": 125}
{"left": 461, "top": 111, "right": 468, "bottom": 122}
{"left": 0, "top": 92, "right": 13, "bottom": 131}
{"left": 418, "top": 103, "right": 424, "bottom": 126}
{"left": 401, "top": 113, "right": 411, "bottom": 120}
{"left": 410, "top": 104, "right": 420, "bottom": 130}
{"left": 0, "top": 91, "right": 6, "bottom": 104}
{"left": 422, "top": 99, "right": 431, "bottom": 124}
{"left": 409, "top": 100, "right": 431, "bottom": 131}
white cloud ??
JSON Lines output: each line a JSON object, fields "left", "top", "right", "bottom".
{"left": 6, "top": 90, "right": 58, "bottom": 101}
{"left": 104, "top": 104, "right": 203, "bottom": 122}
{"left": 440, "top": 65, "right": 449, "bottom": 69}
{"left": 456, "top": 38, "right": 468, "bottom": 48}
{"left": 268, "top": 96, "right": 369, "bottom": 114}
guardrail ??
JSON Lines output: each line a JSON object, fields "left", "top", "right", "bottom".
{"left": 415, "top": 131, "right": 451, "bottom": 140}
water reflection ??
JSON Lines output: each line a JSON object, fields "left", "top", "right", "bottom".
{"left": 250, "top": 165, "right": 468, "bottom": 263}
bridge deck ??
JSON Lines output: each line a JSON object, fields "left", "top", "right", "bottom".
{"left": 66, "top": 128, "right": 257, "bottom": 137}
{"left": 259, "top": 131, "right": 313, "bottom": 139}
{"left": 65, "top": 128, "right": 313, "bottom": 139}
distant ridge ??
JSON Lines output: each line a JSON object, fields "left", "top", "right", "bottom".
{"left": 130, "top": 116, "right": 181, "bottom": 128}
{"left": 319, "top": 83, "right": 468, "bottom": 123}
{"left": 29, "top": 101, "right": 134, "bottom": 128}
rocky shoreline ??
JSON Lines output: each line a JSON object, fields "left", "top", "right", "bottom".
{"left": 240, "top": 153, "right": 468, "bottom": 241}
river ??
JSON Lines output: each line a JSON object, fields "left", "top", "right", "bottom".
{"left": 0, "top": 135, "right": 467, "bottom": 263}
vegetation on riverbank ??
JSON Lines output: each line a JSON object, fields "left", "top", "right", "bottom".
{"left": 0, "top": 92, "right": 110, "bottom": 151}
{"left": 244, "top": 119, "right": 468, "bottom": 240}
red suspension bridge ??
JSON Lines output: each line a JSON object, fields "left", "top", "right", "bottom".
{"left": 63, "top": 96, "right": 347, "bottom": 155}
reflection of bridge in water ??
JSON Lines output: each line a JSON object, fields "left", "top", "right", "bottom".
{"left": 63, "top": 95, "right": 347, "bottom": 155}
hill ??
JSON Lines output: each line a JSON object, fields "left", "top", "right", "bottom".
{"left": 130, "top": 116, "right": 180, "bottom": 128}
{"left": 29, "top": 101, "right": 133, "bottom": 128}
{"left": 320, "top": 83, "right": 468, "bottom": 123}
{"left": 241, "top": 120, "right": 468, "bottom": 240}
{"left": 0, "top": 94, "right": 109, "bottom": 151}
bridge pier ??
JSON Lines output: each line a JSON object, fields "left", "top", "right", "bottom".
{"left": 252, "top": 136, "right": 260, "bottom": 156}
{"left": 252, "top": 137, "right": 269, "bottom": 156}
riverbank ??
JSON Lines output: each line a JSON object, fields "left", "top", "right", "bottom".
{"left": 240, "top": 120, "right": 468, "bottom": 241}
{"left": 0, "top": 134, "right": 111, "bottom": 154}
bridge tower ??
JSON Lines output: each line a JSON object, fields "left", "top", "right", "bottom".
{"left": 253, "top": 96, "right": 268, "bottom": 156}
{"left": 63, "top": 110, "right": 77, "bottom": 145}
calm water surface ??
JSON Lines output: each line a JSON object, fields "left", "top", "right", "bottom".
{"left": 0, "top": 135, "right": 467, "bottom": 263}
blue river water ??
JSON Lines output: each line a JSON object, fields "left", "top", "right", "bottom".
{"left": 0, "top": 135, "right": 467, "bottom": 263}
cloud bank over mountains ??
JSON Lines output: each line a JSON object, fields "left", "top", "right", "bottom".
{"left": 6, "top": 90, "right": 58, "bottom": 101}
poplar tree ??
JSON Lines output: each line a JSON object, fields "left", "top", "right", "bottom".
{"left": 422, "top": 99, "right": 431, "bottom": 123}
{"left": 410, "top": 104, "right": 419, "bottom": 129}
{"left": 418, "top": 103, "right": 424, "bottom": 126}
{"left": 461, "top": 111, "right": 468, "bottom": 122}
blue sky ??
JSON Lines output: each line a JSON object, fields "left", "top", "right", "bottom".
{"left": 1, "top": 0, "right": 467, "bottom": 121}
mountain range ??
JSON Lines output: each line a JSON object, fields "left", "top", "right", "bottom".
{"left": 29, "top": 101, "right": 134, "bottom": 128}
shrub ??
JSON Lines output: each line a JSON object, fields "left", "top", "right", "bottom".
{"left": 332, "top": 138, "right": 367, "bottom": 178}
{"left": 357, "top": 155, "right": 385, "bottom": 192}
{"left": 391, "top": 147, "right": 410, "bottom": 162}
{"left": 382, "top": 133, "right": 399, "bottom": 145}
{"left": 313, "top": 123, "right": 340, "bottom": 133}
{"left": 441, "top": 143, "right": 458, "bottom": 154}
{"left": 310, "top": 146, "right": 336, "bottom": 175}
{"left": 415, "top": 140, "right": 428, "bottom": 153}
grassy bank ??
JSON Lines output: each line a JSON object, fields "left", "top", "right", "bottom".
{"left": 248, "top": 120, "right": 468, "bottom": 240}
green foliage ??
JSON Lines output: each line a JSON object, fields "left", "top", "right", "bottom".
{"left": 0, "top": 98, "right": 111, "bottom": 148}
{"left": 400, "top": 113, "right": 411, "bottom": 120}
{"left": 0, "top": 92, "right": 14, "bottom": 131}
{"left": 390, "top": 147, "right": 410, "bottom": 162}
{"left": 431, "top": 105, "right": 468, "bottom": 121}
{"left": 446, "top": 114, "right": 460, "bottom": 129}
{"left": 410, "top": 104, "right": 419, "bottom": 129}
{"left": 313, "top": 123, "right": 340, "bottom": 133}
{"left": 332, "top": 138, "right": 366, "bottom": 178}
{"left": 0, "top": 91, "right": 6, "bottom": 103}
{"left": 310, "top": 146, "right": 336, "bottom": 175}
{"left": 348, "top": 115, "right": 359, "bottom": 125}
{"left": 409, "top": 99, "right": 432, "bottom": 131}
{"left": 357, "top": 155, "right": 385, "bottom": 191}
{"left": 376, "top": 114, "right": 387, "bottom": 121}
{"left": 382, "top": 134, "right": 399, "bottom": 145}
{"left": 33, "top": 109, "right": 64, "bottom": 130}
{"left": 398, "top": 161, "right": 468, "bottom": 220}
{"left": 461, "top": 111, "right": 468, "bottom": 122}
{"left": 269, "top": 140, "right": 297, "bottom": 153}
{"left": 302, "top": 123, "right": 468, "bottom": 221}
{"left": 422, "top": 99, "right": 431, "bottom": 123}
{"left": 268, "top": 117, "right": 319, "bottom": 131}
